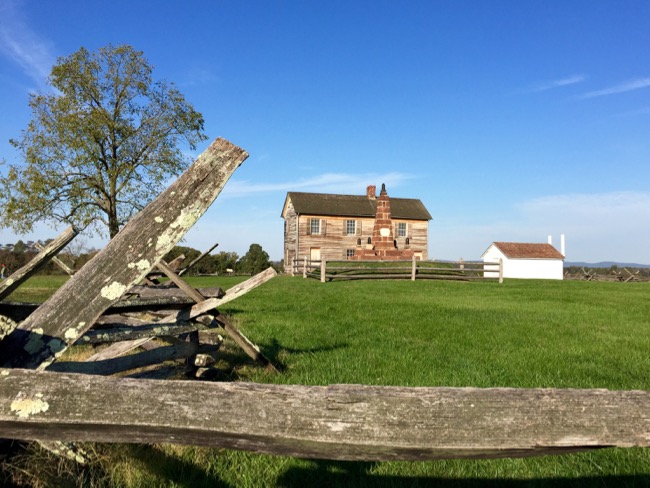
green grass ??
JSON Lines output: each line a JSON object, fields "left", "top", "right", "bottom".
{"left": 2, "top": 276, "right": 650, "bottom": 487}
{"left": 5, "top": 275, "right": 70, "bottom": 302}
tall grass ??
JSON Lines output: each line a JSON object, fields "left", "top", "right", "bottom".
{"left": 2, "top": 276, "right": 650, "bottom": 486}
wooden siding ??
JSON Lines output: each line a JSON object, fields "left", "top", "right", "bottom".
{"left": 298, "top": 216, "right": 369, "bottom": 261}
{"left": 285, "top": 214, "right": 428, "bottom": 267}
{"left": 393, "top": 219, "right": 428, "bottom": 259}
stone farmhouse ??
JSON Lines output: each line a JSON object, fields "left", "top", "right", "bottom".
{"left": 281, "top": 184, "right": 431, "bottom": 273}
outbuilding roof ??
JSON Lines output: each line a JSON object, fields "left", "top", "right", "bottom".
{"left": 486, "top": 242, "right": 565, "bottom": 260}
{"left": 283, "top": 192, "right": 432, "bottom": 221}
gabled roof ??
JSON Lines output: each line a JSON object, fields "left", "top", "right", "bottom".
{"left": 283, "top": 192, "right": 432, "bottom": 221}
{"left": 484, "top": 242, "right": 565, "bottom": 260}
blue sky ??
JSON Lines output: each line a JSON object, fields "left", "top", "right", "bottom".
{"left": 1, "top": 0, "right": 650, "bottom": 263}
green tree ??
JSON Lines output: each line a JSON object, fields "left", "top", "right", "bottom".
{"left": 1, "top": 44, "right": 206, "bottom": 238}
{"left": 164, "top": 245, "right": 201, "bottom": 266}
{"left": 12, "top": 240, "right": 26, "bottom": 255}
{"left": 213, "top": 251, "right": 239, "bottom": 275}
{"left": 237, "top": 244, "right": 271, "bottom": 275}
{"left": 0, "top": 239, "right": 35, "bottom": 272}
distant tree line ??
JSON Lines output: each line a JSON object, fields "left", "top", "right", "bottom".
{"left": 163, "top": 243, "right": 278, "bottom": 276}
{"left": 0, "top": 239, "right": 98, "bottom": 277}
{"left": 0, "top": 240, "right": 279, "bottom": 277}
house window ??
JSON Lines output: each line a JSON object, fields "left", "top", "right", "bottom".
{"left": 310, "top": 218, "right": 321, "bottom": 235}
{"left": 397, "top": 222, "right": 407, "bottom": 237}
{"left": 345, "top": 219, "right": 356, "bottom": 235}
{"left": 346, "top": 249, "right": 355, "bottom": 258}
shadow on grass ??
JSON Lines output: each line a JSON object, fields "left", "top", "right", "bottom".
{"left": 276, "top": 461, "right": 650, "bottom": 487}
{"left": 212, "top": 336, "right": 348, "bottom": 378}
{"left": 1, "top": 441, "right": 235, "bottom": 488}
{"left": 262, "top": 337, "right": 349, "bottom": 372}
{"left": 117, "top": 444, "right": 235, "bottom": 488}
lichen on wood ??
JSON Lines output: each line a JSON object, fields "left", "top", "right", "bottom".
{"left": 1, "top": 369, "right": 649, "bottom": 461}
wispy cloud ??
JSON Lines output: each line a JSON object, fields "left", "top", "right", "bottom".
{"left": 527, "top": 75, "right": 586, "bottom": 93}
{"left": 179, "top": 67, "right": 218, "bottom": 88}
{"left": 0, "top": 0, "right": 55, "bottom": 87}
{"left": 580, "top": 77, "right": 650, "bottom": 99}
{"left": 222, "top": 171, "right": 414, "bottom": 198}
{"left": 519, "top": 191, "right": 650, "bottom": 217}
{"left": 515, "top": 191, "right": 650, "bottom": 262}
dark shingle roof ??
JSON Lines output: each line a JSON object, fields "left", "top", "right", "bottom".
{"left": 492, "top": 242, "right": 564, "bottom": 259}
{"left": 285, "top": 192, "right": 432, "bottom": 220}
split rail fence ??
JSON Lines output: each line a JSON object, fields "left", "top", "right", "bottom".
{"left": 564, "top": 267, "right": 650, "bottom": 282}
{"left": 292, "top": 257, "right": 504, "bottom": 283}
{"left": 0, "top": 137, "right": 648, "bottom": 466}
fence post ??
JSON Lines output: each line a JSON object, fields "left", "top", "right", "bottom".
{"left": 320, "top": 258, "right": 326, "bottom": 283}
{"left": 303, "top": 257, "right": 308, "bottom": 278}
{"left": 411, "top": 255, "right": 417, "bottom": 281}
{"left": 498, "top": 258, "right": 503, "bottom": 284}
{"left": 460, "top": 258, "right": 464, "bottom": 270}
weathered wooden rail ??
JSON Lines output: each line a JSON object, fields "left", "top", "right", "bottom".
{"left": 293, "top": 257, "right": 503, "bottom": 283}
{"left": 1, "top": 369, "right": 649, "bottom": 461}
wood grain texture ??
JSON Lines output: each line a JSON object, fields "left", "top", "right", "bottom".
{"left": 76, "top": 321, "right": 205, "bottom": 344}
{"left": 34, "top": 242, "right": 75, "bottom": 276}
{"left": 46, "top": 343, "right": 199, "bottom": 375}
{"left": 155, "top": 262, "right": 276, "bottom": 369}
{"left": 0, "top": 369, "right": 648, "bottom": 461}
{"left": 81, "top": 267, "right": 277, "bottom": 362}
{"left": 84, "top": 338, "right": 153, "bottom": 362}
{"left": 125, "top": 286, "right": 225, "bottom": 299}
{"left": 0, "top": 138, "right": 247, "bottom": 370}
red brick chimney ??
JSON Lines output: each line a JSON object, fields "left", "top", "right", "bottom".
{"left": 371, "top": 183, "right": 399, "bottom": 256}
{"left": 351, "top": 183, "right": 412, "bottom": 261}
{"left": 366, "top": 185, "right": 376, "bottom": 199}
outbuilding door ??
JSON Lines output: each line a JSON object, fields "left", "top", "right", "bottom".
{"left": 310, "top": 247, "right": 321, "bottom": 261}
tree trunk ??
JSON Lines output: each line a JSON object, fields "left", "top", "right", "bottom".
{"left": 108, "top": 207, "right": 120, "bottom": 239}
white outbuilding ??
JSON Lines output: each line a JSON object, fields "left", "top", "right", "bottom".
{"left": 481, "top": 241, "right": 565, "bottom": 280}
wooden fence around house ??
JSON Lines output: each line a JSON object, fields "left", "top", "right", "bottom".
{"left": 292, "top": 257, "right": 503, "bottom": 283}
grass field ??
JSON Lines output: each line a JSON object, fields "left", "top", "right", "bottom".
{"left": 2, "top": 275, "right": 650, "bottom": 487}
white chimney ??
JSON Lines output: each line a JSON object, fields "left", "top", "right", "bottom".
{"left": 560, "top": 234, "right": 565, "bottom": 257}
{"left": 547, "top": 235, "right": 552, "bottom": 245}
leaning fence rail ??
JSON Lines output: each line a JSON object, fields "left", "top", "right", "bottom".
{"left": 292, "top": 257, "right": 503, "bottom": 283}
